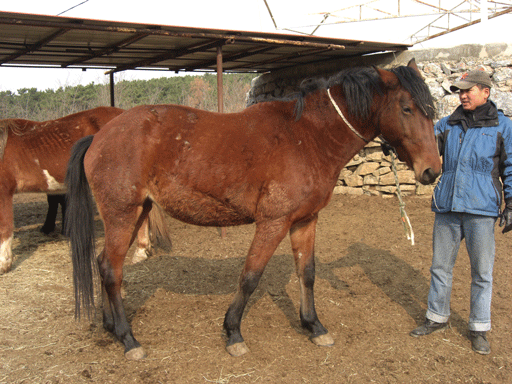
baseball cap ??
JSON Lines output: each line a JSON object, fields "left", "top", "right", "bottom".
{"left": 450, "top": 69, "right": 492, "bottom": 92}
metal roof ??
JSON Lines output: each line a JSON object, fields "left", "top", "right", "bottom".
{"left": 0, "top": 11, "right": 410, "bottom": 75}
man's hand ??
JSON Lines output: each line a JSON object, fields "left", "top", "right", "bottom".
{"left": 499, "top": 204, "right": 512, "bottom": 234}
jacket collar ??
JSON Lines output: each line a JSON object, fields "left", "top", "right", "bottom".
{"left": 448, "top": 100, "right": 499, "bottom": 130}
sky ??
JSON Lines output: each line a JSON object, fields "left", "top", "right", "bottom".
{"left": 1, "top": 0, "right": 511, "bottom": 93}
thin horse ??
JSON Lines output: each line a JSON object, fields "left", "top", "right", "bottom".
{"left": 0, "top": 107, "right": 122, "bottom": 273}
{"left": 0, "top": 107, "right": 170, "bottom": 274}
{"left": 0, "top": 107, "right": 168, "bottom": 274}
{"left": 66, "top": 60, "right": 441, "bottom": 360}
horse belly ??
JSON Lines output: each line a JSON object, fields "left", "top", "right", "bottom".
{"left": 14, "top": 167, "right": 65, "bottom": 193}
{"left": 151, "top": 185, "right": 255, "bottom": 227}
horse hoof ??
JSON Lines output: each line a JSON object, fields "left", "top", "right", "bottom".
{"left": 40, "top": 226, "right": 53, "bottom": 235}
{"left": 132, "top": 248, "right": 149, "bottom": 264}
{"left": 125, "top": 347, "right": 147, "bottom": 360}
{"left": 226, "top": 342, "right": 249, "bottom": 357}
{"left": 0, "top": 263, "right": 11, "bottom": 275}
{"left": 310, "top": 333, "right": 334, "bottom": 347}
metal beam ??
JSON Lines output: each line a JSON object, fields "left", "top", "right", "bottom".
{"left": 0, "top": 28, "right": 69, "bottom": 64}
{"left": 270, "top": 0, "right": 512, "bottom": 42}
{"left": 0, "top": 15, "right": 347, "bottom": 51}
{"left": 412, "top": 5, "right": 512, "bottom": 43}
{"left": 182, "top": 45, "right": 276, "bottom": 72}
{"left": 106, "top": 39, "right": 228, "bottom": 74}
{"left": 63, "top": 32, "right": 151, "bottom": 67}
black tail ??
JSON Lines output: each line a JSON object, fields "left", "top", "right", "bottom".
{"left": 65, "top": 135, "right": 96, "bottom": 319}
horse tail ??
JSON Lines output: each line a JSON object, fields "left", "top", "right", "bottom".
{"left": 148, "top": 205, "right": 173, "bottom": 251}
{"left": 65, "top": 135, "right": 96, "bottom": 319}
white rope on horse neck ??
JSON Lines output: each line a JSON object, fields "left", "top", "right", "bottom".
{"left": 326, "top": 88, "right": 370, "bottom": 143}
{"left": 327, "top": 87, "right": 415, "bottom": 246}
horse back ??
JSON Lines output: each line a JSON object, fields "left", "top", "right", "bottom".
{"left": 0, "top": 107, "right": 124, "bottom": 193}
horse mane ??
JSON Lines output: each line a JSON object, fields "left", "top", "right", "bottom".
{"left": 291, "top": 65, "right": 435, "bottom": 121}
{"left": 0, "top": 119, "right": 35, "bottom": 160}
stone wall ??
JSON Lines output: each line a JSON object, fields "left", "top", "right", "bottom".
{"left": 247, "top": 44, "right": 512, "bottom": 197}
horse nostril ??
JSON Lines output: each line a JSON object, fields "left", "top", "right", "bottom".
{"left": 421, "top": 168, "right": 438, "bottom": 185}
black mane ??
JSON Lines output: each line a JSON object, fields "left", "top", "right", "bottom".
{"left": 289, "top": 65, "right": 435, "bottom": 121}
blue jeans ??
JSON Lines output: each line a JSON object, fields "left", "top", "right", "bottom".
{"left": 426, "top": 212, "right": 496, "bottom": 332}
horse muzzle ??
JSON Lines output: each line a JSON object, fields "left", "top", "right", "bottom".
{"left": 419, "top": 167, "right": 440, "bottom": 185}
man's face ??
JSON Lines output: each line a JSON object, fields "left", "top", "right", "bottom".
{"left": 459, "top": 85, "right": 490, "bottom": 111}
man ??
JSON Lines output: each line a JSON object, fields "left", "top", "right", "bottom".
{"left": 410, "top": 69, "right": 512, "bottom": 355}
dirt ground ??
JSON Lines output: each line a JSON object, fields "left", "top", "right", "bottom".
{"left": 1, "top": 192, "right": 511, "bottom": 384}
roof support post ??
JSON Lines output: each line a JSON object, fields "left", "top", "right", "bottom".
{"left": 109, "top": 72, "right": 115, "bottom": 107}
{"left": 216, "top": 45, "right": 224, "bottom": 113}
{"left": 217, "top": 45, "right": 227, "bottom": 238}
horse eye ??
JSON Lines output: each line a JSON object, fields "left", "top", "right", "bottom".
{"left": 402, "top": 106, "right": 413, "bottom": 114}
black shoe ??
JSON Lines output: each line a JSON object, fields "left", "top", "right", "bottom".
{"left": 410, "top": 319, "right": 448, "bottom": 337}
{"left": 469, "top": 331, "right": 490, "bottom": 355}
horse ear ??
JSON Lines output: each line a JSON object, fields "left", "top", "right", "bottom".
{"left": 407, "top": 58, "right": 423, "bottom": 79}
{"left": 373, "top": 66, "right": 399, "bottom": 88}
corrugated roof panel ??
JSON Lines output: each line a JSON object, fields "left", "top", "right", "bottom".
{"left": 0, "top": 11, "right": 410, "bottom": 74}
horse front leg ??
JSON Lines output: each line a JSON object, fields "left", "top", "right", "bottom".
{"left": 0, "top": 194, "right": 14, "bottom": 274}
{"left": 131, "top": 217, "right": 151, "bottom": 264}
{"left": 223, "top": 219, "right": 290, "bottom": 356}
{"left": 290, "top": 215, "right": 334, "bottom": 347}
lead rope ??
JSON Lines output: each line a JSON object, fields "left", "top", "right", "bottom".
{"left": 389, "top": 149, "right": 415, "bottom": 245}
{"left": 327, "top": 88, "right": 415, "bottom": 245}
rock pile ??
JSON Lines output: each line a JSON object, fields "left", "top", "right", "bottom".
{"left": 333, "top": 139, "right": 421, "bottom": 197}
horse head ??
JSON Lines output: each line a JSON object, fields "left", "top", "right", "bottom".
{"left": 374, "top": 59, "right": 441, "bottom": 185}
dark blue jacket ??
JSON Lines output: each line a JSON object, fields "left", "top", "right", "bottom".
{"left": 432, "top": 101, "right": 512, "bottom": 217}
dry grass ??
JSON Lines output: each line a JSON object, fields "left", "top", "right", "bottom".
{"left": 1, "top": 193, "right": 512, "bottom": 383}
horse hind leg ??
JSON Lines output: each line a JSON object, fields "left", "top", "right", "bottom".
{"left": 98, "top": 205, "right": 150, "bottom": 360}
{"left": 223, "top": 219, "right": 290, "bottom": 356}
{"left": 290, "top": 216, "right": 333, "bottom": 347}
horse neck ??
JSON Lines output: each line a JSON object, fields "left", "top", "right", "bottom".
{"left": 300, "top": 88, "right": 378, "bottom": 165}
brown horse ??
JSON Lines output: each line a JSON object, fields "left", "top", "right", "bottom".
{"left": 0, "top": 106, "right": 172, "bottom": 274}
{"left": 65, "top": 59, "right": 441, "bottom": 360}
{"left": 0, "top": 107, "right": 126, "bottom": 274}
